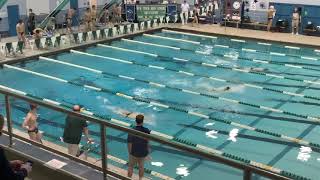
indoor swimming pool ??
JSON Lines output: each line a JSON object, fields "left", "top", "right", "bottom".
{"left": 1, "top": 29, "right": 320, "bottom": 179}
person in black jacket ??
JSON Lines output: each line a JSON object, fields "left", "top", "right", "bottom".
{"left": 127, "top": 114, "right": 151, "bottom": 180}
{"left": 28, "top": 9, "right": 36, "bottom": 35}
{"left": 0, "top": 114, "right": 32, "bottom": 180}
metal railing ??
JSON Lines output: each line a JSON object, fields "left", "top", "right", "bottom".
{"left": 0, "top": 86, "right": 293, "bottom": 180}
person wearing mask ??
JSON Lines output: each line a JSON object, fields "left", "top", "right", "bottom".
{"left": 0, "top": 115, "right": 32, "bottom": 180}
{"left": 127, "top": 114, "right": 151, "bottom": 180}
{"left": 27, "top": 9, "right": 36, "bottom": 35}
{"left": 292, "top": 7, "right": 300, "bottom": 35}
{"left": 91, "top": 5, "right": 97, "bottom": 30}
{"left": 267, "top": 6, "right": 276, "bottom": 32}
{"left": 62, "top": 105, "right": 93, "bottom": 156}
{"left": 180, "top": 0, "right": 190, "bottom": 25}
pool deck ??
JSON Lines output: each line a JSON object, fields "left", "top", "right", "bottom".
{"left": 2, "top": 127, "right": 148, "bottom": 180}
{"left": 169, "top": 23, "right": 320, "bottom": 48}
{"left": 2, "top": 23, "right": 320, "bottom": 63}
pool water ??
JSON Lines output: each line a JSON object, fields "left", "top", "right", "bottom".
{"left": 1, "top": 29, "right": 320, "bottom": 179}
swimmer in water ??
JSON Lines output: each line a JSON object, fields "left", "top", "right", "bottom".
{"left": 108, "top": 106, "right": 154, "bottom": 123}
{"left": 249, "top": 67, "right": 268, "bottom": 72}
{"left": 210, "top": 86, "right": 231, "bottom": 92}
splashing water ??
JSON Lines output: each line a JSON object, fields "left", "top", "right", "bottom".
{"left": 151, "top": 162, "right": 164, "bottom": 167}
{"left": 176, "top": 164, "right": 190, "bottom": 177}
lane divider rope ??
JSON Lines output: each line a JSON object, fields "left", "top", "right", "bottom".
{"left": 162, "top": 29, "right": 217, "bottom": 39}
{"left": 122, "top": 38, "right": 320, "bottom": 86}
{"left": 162, "top": 29, "right": 320, "bottom": 61}
{"left": 40, "top": 56, "right": 320, "bottom": 125}
{"left": 70, "top": 50, "right": 320, "bottom": 123}
{"left": 0, "top": 86, "right": 309, "bottom": 180}
{"left": 0, "top": 84, "right": 310, "bottom": 180}
{"left": 0, "top": 84, "right": 173, "bottom": 180}
{"left": 98, "top": 44, "right": 320, "bottom": 102}
{"left": 126, "top": 37, "right": 320, "bottom": 74}
{"left": 5, "top": 64, "right": 320, "bottom": 155}
{"left": 122, "top": 38, "right": 180, "bottom": 50}
{"left": 143, "top": 34, "right": 201, "bottom": 44}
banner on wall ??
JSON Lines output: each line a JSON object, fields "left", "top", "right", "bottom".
{"left": 167, "top": 4, "right": 177, "bottom": 22}
{"left": 126, "top": 4, "right": 135, "bottom": 21}
{"left": 136, "top": 4, "right": 166, "bottom": 21}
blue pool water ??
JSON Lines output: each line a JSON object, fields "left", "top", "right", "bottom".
{"left": 1, "top": 29, "right": 320, "bottom": 179}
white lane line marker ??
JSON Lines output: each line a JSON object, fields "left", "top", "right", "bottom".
{"left": 97, "top": 44, "right": 158, "bottom": 57}
{"left": 143, "top": 34, "right": 201, "bottom": 44}
{"left": 162, "top": 29, "right": 217, "bottom": 39}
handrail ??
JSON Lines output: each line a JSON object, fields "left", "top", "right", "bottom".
{"left": 38, "top": 0, "right": 70, "bottom": 29}
{"left": 0, "top": 0, "right": 8, "bottom": 10}
{"left": 0, "top": 143, "right": 89, "bottom": 180}
{"left": 0, "top": 86, "right": 293, "bottom": 180}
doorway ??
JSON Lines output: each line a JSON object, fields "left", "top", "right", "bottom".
{"left": 7, "top": 5, "right": 20, "bottom": 36}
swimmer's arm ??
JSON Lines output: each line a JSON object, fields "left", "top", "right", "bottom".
{"left": 22, "top": 113, "right": 31, "bottom": 130}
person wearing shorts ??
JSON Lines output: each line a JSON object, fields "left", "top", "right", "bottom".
{"left": 16, "top": 20, "right": 26, "bottom": 44}
{"left": 267, "top": 6, "right": 276, "bottom": 32}
{"left": 63, "top": 105, "right": 93, "bottom": 156}
{"left": 127, "top": 114, "right": 151, "bottom": 180}
{"left": 22, "top": 104, "right": 42, "bottom": 143}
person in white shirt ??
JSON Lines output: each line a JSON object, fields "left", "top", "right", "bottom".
{"left": 180, "top": 0, "right": 190, "bottom": 25}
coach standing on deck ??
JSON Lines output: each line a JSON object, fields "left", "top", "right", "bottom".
{"left": 127, "top": 114, "right": 151, "bottom": 180}
{"left": 63, "top": 105, "right": 93, "bottom": 156}
{"left": 27, "top": 9, "right": 36, "bottom": 35}
{"left": 181, "top": 0, "right": 190, "bottom": 25}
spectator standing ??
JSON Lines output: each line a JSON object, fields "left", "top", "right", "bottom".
{"left": 181, "top": 0, "right": 190, "bottom": 25}
{"left": 112, "top": 5, "right": 117, "bottom": 24}
{"left": 101, "top": 8, "right": 110, "bottom": 26}
{"left": 0, "top": 115, "right": 32, "bottom": 180}
{"left": 27, "top": 9, "right": 36, "bottom": 35}
{"left": 127, "top": 114, "right": 151, "bottom": 180}
{"left": 91, "top": 5, "right": 97, "bottom": 30}
{"left": 22, "top": 104, "right": 42, "bottom": 143}
{"left": 66, "top": 8, "right": 75, "bottom": 33}
{"left": 267, "top": 6, "right": 276, "bottom": 32}
{"left": 62, "top": 105, "right": 93, "bottom": 156}
{"left": 292, "top": 7, "right": 300, "bottom": 35}
{"left": 192, "top": 4, "right": 200, "bottom": 27}
{"left": 116, "top": 4, "right": 122, "bottom": 24}
{"left": 84, "top": 8, "right": 92, "bottom": 31}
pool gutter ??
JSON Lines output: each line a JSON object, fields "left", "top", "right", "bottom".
{"left": 0, "top": 27, "right": 164, "bottom": 66}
